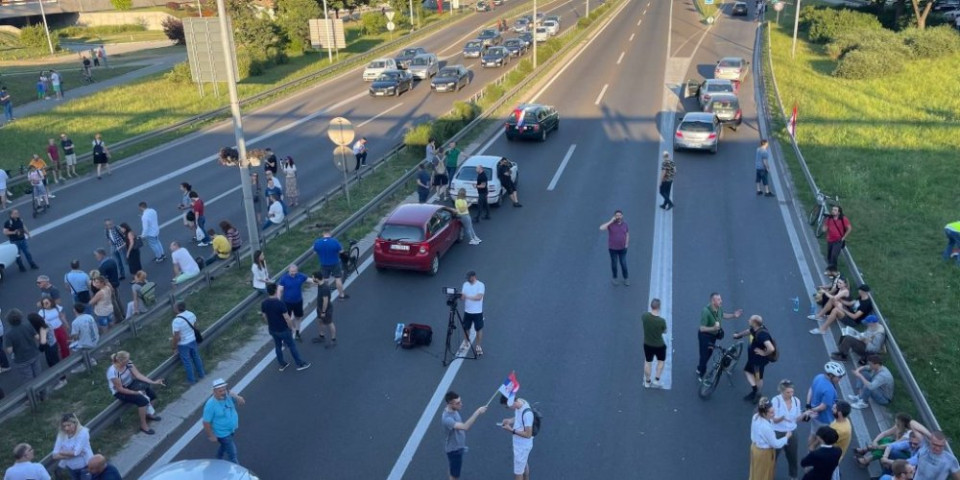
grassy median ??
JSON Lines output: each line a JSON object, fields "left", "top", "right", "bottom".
{"left": 763, "top": 15, "right": 960, "bottom": 438}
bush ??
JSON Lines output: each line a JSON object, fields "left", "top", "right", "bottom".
{"left": 826, "top": 28, "right": 900, "bottom": 60}
{"left": 161, "top": 17, "right": 185, "bottom": 45}
{"left": 19, "top": 25, "right": 57, "bottom": 50}
{"left": 804, "top": 7, "right": 882, "bottom": 43}
{"left": 899, "top": 26, "right": 960, "bottom": 59}
{"left": 833, "top": 47, "right": 904, "bottom": 79}
{"left": 110, "top": 0, "right": 133, "bottom": 10}
{"left": 164, "top": 61, "right": 192, "bottom": 83}
{"left": 404, "top": 123, "right": 432, "bottom": 154}
{"left": 361, "top": 11, "right": 387, "bottom": 35}
{"left": 450, "top": 101, "right": 479, "bottom": 122}
{"left": 166, "top": 1, "right": 181, "bottom": 9}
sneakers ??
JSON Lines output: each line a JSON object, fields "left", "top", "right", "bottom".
{"left": 764, "top": 192, "right": 774, "bottom": 197}
{"left": 847, "top": 394, "right": 862, "bottom": 403}
{"left": 325, "top": 339, "right": 337, "bottom": 349}
{"left": 807, "top": 314, "right": 822, "bottom": 321}
{"left": 756, "top": 191, "right": 763, "bottom": 196}
{"left": 53, "top": 378, "right": 68, "bottom": 390}
{"left": 743, "top": 391, "right": 758, "bottom": 402}
{"left": 809, "top": 328, "right": 824, "bottom": 335}
{"left": 278, "top": 362, "right": 290, "bottom": 371}
{"left": 850, "top": 400, "right": 869, "bottom": 410}
{"left": 651, "top": 379, "right": 662, "bottom": 389}
{"left": 624, "top": 279, "right": 631, "bottom": 286}
{"left": 197, "top": 242, "right": 210, "bottom": 247}
{"left": 296, "top": 363, "right": 311, "bottom": 371}
{"left": 643, "top": 378, "right": 652, "bottom": 388}
{"left": 830, "top": 352, "right": 849, "bottom": 361}
{"left": 611, "top": 279, "right": 619, "bottom": 285}
{"left": 468, "top": 239, "right": 481, "bottom": 245}
{"left": 0, "top": 367, "right": 11, "bottom": 374}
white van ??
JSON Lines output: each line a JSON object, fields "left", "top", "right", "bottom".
{"left": 363, "top": 58, "right": 399, "bottom": 81}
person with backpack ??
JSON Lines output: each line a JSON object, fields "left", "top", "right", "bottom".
{"left": 733, "top": 315, "right": 777, "bottom": 402}
{"left": 127, "top": 270, "right": 153, "bottom": 318}
{"left": 170, "top": 301, "right": 205, "bottom": 384}
{"left": 91, "top": 133, "right": 111, "bottom": 179}
{"left": 500, "top": 394, "right": 537, "bottom": 480}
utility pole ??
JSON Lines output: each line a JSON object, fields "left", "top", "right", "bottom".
{"left": 409, "top": 0, "right": 415, "bottom": 30}
{"left": 532, "top": 0, "right": 537, "bottom": 68}
{"left": 37, "top": 0, "right": 54, "bottom": 54}
{"left": 214, "top": 0, "right": 261, "bottom": 250}
{"left": 790, "top": 0, "right": 800, "bottom": 59}
{"left": 322, "top": 0, "right": 334, "bottom": 62}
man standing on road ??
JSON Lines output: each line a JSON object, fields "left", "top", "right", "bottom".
{"left": 599, "top": 210, "right": 630, "bottom": 286}
{"left": 203, "top": 378, "right": 245, "bottom": 465}
{"left": 94, "top": 248, "right": 121, "bottom": 293}
{"left": 417, "top": 163, "right": 432, "bottom": 204}
{"left": 441, "top": 391, "right": 487, "bottom": 480}
{"left": 60, "top": 133, "right": 78, "bottom": 178}
{"left": 445, "top": 142, "right": 461, "bottom": 176}
{"left": 696, "top": 292, "right": 743, "bottom": 379}
{"left": 64, "top": 260, "right": 92, "bottom": 305}
{"left": 1, "top": 86, "right": 14, "bottom": 124}
{"left": 823, "top": 205, "right": 851, "bottom": 275}
{"left": 802, "top": 361, "right": 845, "bottom": 450}
{"left": 277, "top": 265, "right": 311, "bottom": 342}
{"left": 659, "top": 151, "right": 676, "bottom": 210}
{"left": 36, "top": 275, "right": 62, "bottom": 307}
{"left": 2, "top": 309, "right": 41, "bottom": 383}
{"left": 501, "top": 394, "right": 535, "bottom": 480}
{"left": 755, "top": 140, "right": 774, "bottom": 197}
{"left": 4, "top": 209, "right": 40, "bottom": 271}
{"left": 139, "top": 202, "right": 166, "bottom": 263}
{"left": 170, "top": 242, "right": 200, "bottom": 285}
{"left": 104, "top": 219, "right": 127, "bottom": 280}
{"left": 353, "top": 137, "right": 368, "bottom": 170}
{"left": 473, "top": 165, "right": 491, "bottom": 222}
{"left": 733, "top": 315, "right": 776, "bottom": 402}
{"left": 311, "top": 272, "right": 337, "bottom": 348}
{"left": 313, "top": 231, "right": 350, "bottom": 300}
{"left": 461, "top": 271, "right": 485, "bottom": 356}
{"left": 171, "top": 301, "right": 205, "bottom": 384}
{"left": 260, "top": 283, "right": 310, "bottom": 371}
{"left": 642, "top": 299, "right": 668, "bottom": 388}
{"left": 498, "top": 157, "right": 522, "bottom": 207}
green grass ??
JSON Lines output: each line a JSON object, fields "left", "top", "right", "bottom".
{"left": 693, "top": 0, "right": 722, "bottom": 22}
{"left": 763, "top": 11, "right": 960, "bottom": 439}
{"left": 0, "top": 66, "right": 139, "bottom": 119}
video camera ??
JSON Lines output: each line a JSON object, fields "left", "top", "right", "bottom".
{"left": 443, "top": 287, "right": 459, "bottom": 308}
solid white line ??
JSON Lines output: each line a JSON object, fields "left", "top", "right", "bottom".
{"left": 358, "top": 103, "right": 404, "bottom": 128}
{"left": 643, "top": 8, "right": 647, "bottom": 14}
{"left": 629, "top": 33, "right": 635, "bottom": 41}
{"left": 617, "top": 51, "right": 625, "bottom": 64}
{"left": 594, "top": 84, "right": 609, "bottom": 105}
{"left": 547, "top": 144, "right": 576, "bottom": 191}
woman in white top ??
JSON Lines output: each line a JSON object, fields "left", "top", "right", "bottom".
{"left": 89, "top": 277, "right": 115, "bottom": 334}
{"left": 251, "top": 249, "right": 269, "bottom": 293}
{"left": 750, "top": 396, "right": 791, "bottom": 480}
{"left": 39, "top": 296, "right": 70, "bottom": 359}
{"left": 772, "top": 379, "right": 803, "bottom": 480}
{"left": 282, "top": 156, "right": 299, "bottom": 207}
{"left": 51, "top": 413, "right": 93, "bottom": 480}
{"left": 107, "top": 350, "right": 164, "bottom": 435}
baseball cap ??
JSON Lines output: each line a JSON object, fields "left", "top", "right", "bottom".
{"left": 212, "top": 378, "right": 228, "bottom": 389}
{"left": 863, "top": 315, "right": 879, "bottom": 324}
{"left": 465, "top": 270, "right": 476, "bottom": 279}
{"left": 859, "top": 284, "right": 871, "bottom": 292}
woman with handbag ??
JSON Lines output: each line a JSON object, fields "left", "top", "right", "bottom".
{"left": 120, "top": 222, "right": 142, "bottom": 278}
{"left": 107, "top": 350, "right": 164, "bottom": 435}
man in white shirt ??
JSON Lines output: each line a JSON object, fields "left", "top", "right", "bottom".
{"left": 3, "top": 443, "right": 51, "bottom": 480}
{"left": 460, "top": 271, "right": 485, "bottom": 356}
{"left": 70, "top": 303, "right": 99, "bottom": 351}
{"left": 50, "top": 70, "right": 62, "bottom": 100}
{"left": 261, "top": 194, "right": 285, "bottom": 230}
{"left": 170, "top": 241, "right": 200, "bottom": 284}
{"left": 0, "top": 168, "right": 8, "bottom": 210}
{"left": 500, "top": 395, "right": 535, "bottom": 480}
{"left": 139, "top": 201, "right": 165, "bottom": 263}
{"left": 170, "top": 301, "right": 205, "bottom": 384}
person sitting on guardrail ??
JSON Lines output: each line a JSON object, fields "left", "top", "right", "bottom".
{"left": 853, "top": 412, "right": 913, "bottom": 469}
{"left": 106, "top": 350, "right": 164, "bottom": 435}
{"left": 51, "top": 412, "right": 93, "bottom": 479}
{"left": 170, "top": 242, "right": 201, "bottom": 285}
{"left": 847, "top": 355, "right": 894, "bottom": 410}
{"left": 810, "top": 284, "right": 872, "bottom": 336}
{"left": 261, "top": 195, "right": 285, "bottom": 231}
{"left": 205, "top": 229, "right": 232, "bottom": 266}
{"left": 908, "top": 428, "right": 959, "bottom": 480}
{"left": 809, "top": 274, "right": 846, "bottom": 322}
{"left": 831, "top": 314, "right": 885, "bottom": 364}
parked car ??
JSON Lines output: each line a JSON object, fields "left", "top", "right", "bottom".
{"left": 504, "top": 103, "right": 559, "bottom": 142}
{"left": 363, "top": 58, "right": 399, "bottom": 81}
{"left": 448, "top": 155, "right": 519, "bottom": 206}
{"left": 702, "top": 93, "right": 742, "bottom": 130}
{"left": 696, "top": 78, "right": 736, "bottom": 109}
{"left": 475, "top": 0, "right": 490, "bottom": 10}
{"left": 477, "top": 28, "right": 503, "bottom": 46}
{"left": 732, "top": 2, "right": 749, "bottom": 15}
{"left": 374, "top": 204, "right": 463, "bottom": 275}
{"left": 421, "top": 0, "right": 452, "bottom": 11}
{"left": 933, "top": 0, "right": 959, "bottom": 10}
{"left": 431, "top": 65, "right": 471, "bottom": 92}
{"left": 674, "top": 112, "right": 722, "bottom": 154}
{"left": 463, "top": 39, "right": 487, "bottom": 58}
{"left": 481, "top": 46, "right": 511, "bottom": 67}
{"left": 0, "top": 242, "right": 20, "bottom": 283}
{"left": 503, "top": 38, "right": 528, "bottom": 56}
{"left": 542, "top": 19, "right": 559, "bottom": 35}
{"left": 513, "top": 18, "right": 531, "bottom": 32}
{"left": 408, "top": 53, "right": 440, "bottom": 79}
{"left": 492, "top": 0, "right": 503, "bottom": 5}
{"left": 395, "top": 47, "right": 428, "bottom": 69}
{"left": 142, "top": 460, "right": 259, "bottom": 480}
{"left": 545, "top": 15, "right": 561, "bottom": 25}
{"left": 517, "top": 32, "right": 534, "bottom": 47}
{"left": 369, "top": 70, "right": 414, "bottom": 97}
{"left": 534, "top": 26, "right": 548, "bottom": 42}
{"left": 941, "top": 8, "right": 960, "bottom": 19}
{"left": 714, "top": 57, "right": 748, "bottom": 86}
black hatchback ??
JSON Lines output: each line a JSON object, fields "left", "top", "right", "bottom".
{"left": 504, "top": 103, "right": 560, "bottom": 141}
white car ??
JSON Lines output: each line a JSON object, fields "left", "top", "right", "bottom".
{"left": 448, "top": 155, "right": 518, "bottom": 206}
{"left": 534, "top": 26, "right": 548, "bottom": 43}
{"left": 542, "top": 20, "right": 559, "bottom": 35}
{"left": 0, "top": 242, "right": 20, "bottom": 282}
{"left": 142, "top": 460, "right": 259, "bottom": 480}
{"left": 363, "top": 58, "right": 399, "bottom": 81}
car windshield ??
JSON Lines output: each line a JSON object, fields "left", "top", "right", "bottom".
{"left": 438, "top": 68, "right": 459, "bottom": 77}
{"left": 456, "top": 167, "right": 493, "bottom": 181}
{"left": 401, "top": 49, "right": 420, "bottom": 56}
{"left": 707, "top": 83, "right": 735, "bottom": 93}
{"left": 718, "top": 59, "right": 741, "bottom": 68}
{"left": 465, "top": 41, "right": 482, "bottom": 48}
{"left": 379, "top": 224, "right": 424, "bottom": 242}
{"left": 708, "top": 98, "right": 739, "bottom": 110}
{"left": 544, "top": 21, "right": 557, "bottom": 26}
{"left": 377, "top": 72, "right": 400, "bottom": 81}
{"left": 480, "top": 29, "right": 497, "bottom": 37}
{"left": 368, "top": 61, "right": 386, "bottom": 68}
{"left": 505, "top": 40, "right": 520, "bottom": 46}
{"left": 680, "top": 121, "right": 715, "bottom": 132}
{"left": 488, "top": 48, "right": 506, "bottom": 55}
{"left": 411, "top": 57, "right": 431, "bottom": 65}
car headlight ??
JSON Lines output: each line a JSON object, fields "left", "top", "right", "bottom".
{"left": 447, "top": 82, "right": 456, "bottom": 87}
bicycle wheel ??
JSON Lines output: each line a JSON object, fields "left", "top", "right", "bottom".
{"left": 724, "top": 342, "right": 744, "bottom": 374}
{"left": 348, "top": 246, "right": 360, "bottom": 277}
{"left": 807, "top": 204, "right": 822, "bottom": 227}
{"left": 698, "top": 361, "right": 722, "bottom": 399}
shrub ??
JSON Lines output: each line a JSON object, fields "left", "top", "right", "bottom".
{"left": 361, "top": 11, "right": 387, "bottom": 35}
{"left": 166, "top": 1, "right": 181, "bottom": 9}
{"left": 450, "top": 101, "right": 479, "bottom": 122}
{"left": 110, "top": 0, "right": 133, "bottom": 10}
{"left": 826, "top": 28, "right": 900, "bottom": 60}
{"left": 164, "top": 61, "right": 192, "bottom": 83}
{"left": 19, "top": 25, "right": 57, "bottom": 50}
{"left": 833, "top": 47, "right": 903, "bottom": 79}
{"left": 404, "top": 123, "right": 432, "bottom": 154}
{"left": 804, "top": 7, "right": 882, "bottom": 43}
{"left": 899, "top": 26, "right": 960, "bottom": 59}
{"left": 161, "top": 17, "right": 185, "bottom": 45}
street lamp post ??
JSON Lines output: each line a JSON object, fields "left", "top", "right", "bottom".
{"left": 37, "top": 0, "right": 55, "bottom": 54}
{"left": 214, "top": 0, "right": 261, "bottom": 250}
{"left": 322, "top": 0, "right": 334, "bottom": 63}
{"left": 791, "top": 0, "right": 800, "bottom": 59}
{"left": 532, "top": 0, "right": 537, "bottom": 68}
{"left": 409, "top": 0, "right": 415, "bottom": 30}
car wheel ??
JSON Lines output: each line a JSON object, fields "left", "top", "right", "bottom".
{"left": 428, "top": 255, "right": 440, "bottom": 276}
{"left": 540, "top": 129, "right": 548, "bottom": 142}
{"left": 554, "top": 120, "right": 559, "bottom": 132}
{"left": 711, "top": 143, "right": 719, "bottom": 155}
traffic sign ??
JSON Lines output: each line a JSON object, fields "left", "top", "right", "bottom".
{"left": 333, "top": 145, "right": 356, "bottom": 173}
{"left": 327, "top": 117, "right": 355, "bottom": 146}
{"left": 387, "top": 21, "right": 396, "bottom": 31}
{"left": 386, "top": 10, "right": 396, "bottom": 20}
{"left": 773, "top": 2, "right": 784, "bottom": 11}
{"left": 704, "top": 0, "right": 714, "bottom": 4}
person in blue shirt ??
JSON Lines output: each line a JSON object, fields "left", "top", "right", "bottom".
{"left": 312, "top": 231, "right": 350, "bottom": 301}
{"left": 203, "top": 378, "right": 245, "bottom": 465}
{"left": 276, "top": 265, "right": 312, "bottom": 342}
{"left": 802, "top": 361, "right": 845, "bottom": 450}
{"left": 260, "top": 283, "right": 310, "bottom": 371}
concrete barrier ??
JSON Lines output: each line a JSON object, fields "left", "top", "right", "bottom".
{"left": 75, "top": 11, "right": 176, "bottom": 30}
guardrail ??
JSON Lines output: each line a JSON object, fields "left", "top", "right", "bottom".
{"left": 756, "top": 23, "right": 943, "bottom": 434}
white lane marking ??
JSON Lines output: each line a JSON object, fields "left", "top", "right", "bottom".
{"left": 643, "top": 8, "right": 647, "bottom": 14}
{"left": 30, "top": 91, "right": 369, "bottom": 238}
{"left": 594, "top": 84, "right": 609, "bottom": 105}
{"left": 630, "top": 33, "right": 635, "bottom": 41}
{"left": 617, "top": 51, "right": 625, "bottom": 64}
{"left": 547, "top": 144, "right": 576, "bottom": 191}
{"left": 637, "top": 18, "right": 642, "bottom": 26}
{"left": 358, "top": 103, "right": 404, "bottom": 128}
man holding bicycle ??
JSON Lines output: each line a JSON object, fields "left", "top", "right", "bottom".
{"left": 697, "top": 292, "right": 742, "bottom": 380}
{"left": 312, "top": 231, "right": 350, "bottom": 301}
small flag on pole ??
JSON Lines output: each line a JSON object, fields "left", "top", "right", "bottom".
{"left": 514, "top": 108, "right": 526, "bottom": 128}
{"left": 787, "top": 102, "right": 798, "bottom": 138}
{"left": 497, "top": 371, "right": 521, "bottom": 404}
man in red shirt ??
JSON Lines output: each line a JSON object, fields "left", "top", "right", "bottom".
{"left": 600, "top": 210, "right": 630, "bottom": 286}
{"left": 823, "top": 206, "right": 851, "bottom": 275}
{"left": 189, "top": 191, "right": 212, "bottom": 246}
{"left": 45, "top": 138, "right": 62, "bottom": 184}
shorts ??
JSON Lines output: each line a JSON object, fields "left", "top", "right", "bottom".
{"left": 755, "top": 169, "right": 769, "bottom": 186}
{"left": 433, "top": 173, "right": 448, "bottom": 186}
{"left": 744, "top": 356, "right": 768, "bottom": 378}
{"left": 52, "top": 160, "right": 61, "bottom": 171}
{"left": 643, "top": 344, "right": 666, "bottom": 362}
{"left": 839, "top": 315, "right": 862, "bottom": 328}
{"left": 319, "top": 308, "right": 333, "bottom": 325}
{"left": 321, "top": 263, "right": 343, "bottom": 279}
{"left": 462, "top": 312, "right": 484, "bottom": 332}
{"left": 32, "top": 183, "right": 47, "bottom": 197}
{"left": 285, "top": 300, "right": 304, "bottom": 318}
{"left": 502, "top": 180, "right": 516, "bottom": 195}
{"left": 446, "top": 448, "right": 464, "bottom": 477}
{"left": 95, "top": 314, "right": 112, "bottom": 327}
{"left": 53, "top": 84, "right": 62, "bottom": 93}
{"left": 513, "top": 444, "right": 532, "bottom": 475}
{"left": 65, "top": 154, "right": 77, "bottom": 166}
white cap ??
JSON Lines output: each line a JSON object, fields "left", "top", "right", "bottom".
{"left": 212, "top": 378, "right": 228, "bottom": 389}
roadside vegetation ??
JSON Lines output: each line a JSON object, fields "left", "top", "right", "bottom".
{"left": 763, "top": 2, "right": 960, "bottom": 439}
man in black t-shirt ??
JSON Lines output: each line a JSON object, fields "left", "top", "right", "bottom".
{"left": 497, "top": 157, "right": 522, "bottom": 208}
{"left": 310, "top": 272, "right": 337, "bottom": 348}
{"left": 733, "top": 315, "right": 775, "bottom": 402}
{"left": 812, "top": 284, "right": 873, "bottom": 335}
{"left": 473, "top": 165, "right": 490, "bottom": 222}
{"left": 3, "top": 209, "right": 39, "bottom": 271}
{"left": 260, "top": 283, "right": 309, "bottom": 371}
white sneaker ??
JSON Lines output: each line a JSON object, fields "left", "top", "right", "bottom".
{"left": 847, "top": 394, "right": 861, "bottom": 402}
{"left": 54, "top": 379, "right": 68, "bottom": 390}
{"left": 652, "top": 379, "right": 662, "bottom": 388}
{"left": 809, "top": 328, "right": 824, "bottom": 335}
{"left": 643, "top": 379, "right": 651, "bottom": 388}
{"left": 807, "top": 314, "right": 822, "bottom": 321}
{"left": 850, "top": 400, "right": 869, "bottom": 410}
{"left": 0, "top": 367, "right": 11, "bottom": 374}
{"left": 468, "top": 239, "right": 480, "bottom": 245}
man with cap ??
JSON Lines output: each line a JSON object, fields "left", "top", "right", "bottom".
{"left": 831, "top": 314, "right": 886, "bottom": 362}
{"left": 460, "top": 271, "right": 485, "bottom": 356}
{"left": 202, "top": 378, "right": 245, "bottom": 464}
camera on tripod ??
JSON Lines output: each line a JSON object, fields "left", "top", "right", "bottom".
{"left": 443, "top": 287, "right": 459, "bottom": 308}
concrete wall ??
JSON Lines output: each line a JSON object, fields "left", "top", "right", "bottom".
{"left": 75, "top": 11, "right": 175, "bottom": 30}
{"left": 0, "top": 25, "right": 22, "bottom": 35}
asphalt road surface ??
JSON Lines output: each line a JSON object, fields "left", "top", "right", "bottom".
{"left": 0, "top": 0, "right": 585, "bottom": 395}
{"left": 129, "top": 0, "right": 880, "bottom": 478}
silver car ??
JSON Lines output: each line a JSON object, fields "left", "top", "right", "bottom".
{"left": 408, "top": 53, "right": 439, "bottom": 79}
{"left": 697, "top": 78, "right": 736, "bottom": 109}
{"left": 674, "top": 112, "right": 722, "bottom": 154}
{"left": 714, "top": 57, "right": 748, "bottom": 84}
{"left": 142, "top": 460, "right": 259, "bottom": 480}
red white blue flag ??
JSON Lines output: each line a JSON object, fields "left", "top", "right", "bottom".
{"left": 787, "top": 102, "right": 798, "bottom": 138}
{"left": 498, "top": 371, "right": 520, "bottom": 404}
{"left": 514, "top": 108, "right": 526, "bottom": 128}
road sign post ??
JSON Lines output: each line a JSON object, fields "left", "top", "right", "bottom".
{"left": 328, "top": 117, "right": 356, "bottom": 207}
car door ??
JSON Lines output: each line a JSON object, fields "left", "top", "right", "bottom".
{"left": 459, "top": 68, "right": 469, "bottom": 88}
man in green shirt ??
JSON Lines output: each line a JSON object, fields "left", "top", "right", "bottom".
{"left": 642, "top": 298, "right": 667, "bottom": 388}
{"left": 444, "top": 141, "right": 461, "bottom": 175}
{"left": 696, "top": 292, "right": 743, "bottom": 379}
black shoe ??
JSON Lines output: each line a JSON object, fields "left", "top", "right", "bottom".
{"left": 513, "top": 203, "right": 522, "bottom": 207}
{"left": 311, "top": 335, "right": 326, "bottom": 344}
{"left": 18, "top": 267, "right": 26, "bottom": 273}
{"left": 764, "top": 192, "right": 775, "bottom": 197}
{"left": 830, "top": 352, "right": 848, "bottom": 361}
{"left": 119, "top": 276, "right": 126, "bottom": 280}
{"left": 279, "top": 362, "right": 290, "bottom": 371}
{"left": 743, "top": 391, "right": 757, "bottom": 402}
{"left": 665, "top": 203, "right": 674, "bottom": 210}
{"left": 30, "top": 264, "right": 39, "bottom": 270}
{"left": 659, "top": 204, "right": 666, "bottom": 209}
{"left": 756, "top": 191, "right": 763, "bottom": 196}
{"left": 147, "top": 415, "right": 162, "bottom": 422}
{"left": 326, "top": 339, "right": 337, "bottom": 349}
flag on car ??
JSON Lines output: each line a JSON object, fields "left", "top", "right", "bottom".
{"left": 787, "top": 102, "right": 798, "bottom": 138}
{"left": 514, "top": 108, "right": 526, "bottom": 128}
{"left": 498, "top": 371, "right": 521, "bottom": 404}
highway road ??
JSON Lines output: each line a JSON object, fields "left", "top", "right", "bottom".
{"left": 0, "top": 0, "right": 586, "bottom": 395}
{"left": 129, "top": 0, "right": 883, "bottom": 478}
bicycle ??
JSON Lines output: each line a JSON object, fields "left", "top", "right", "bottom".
{"left": 338, "top": 239, "right": 360, "bottom": 280}
{"left": 807, "top": 191, "right": 840, "bottom": 238}
{"left": 698, "top": 338, "right": 744, "bottom": 399}
{"left": 80, "top": 70, "right": 95, "bottom": 84}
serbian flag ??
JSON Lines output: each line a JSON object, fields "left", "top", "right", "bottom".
{"left": 787, "top": 102, "right": 798, "bottom": 138}
{"left": 514, "top": 108, "right": 526, "bottom": 128}
{"left": 498, "top": 371, "right": 520, "bottom": 404}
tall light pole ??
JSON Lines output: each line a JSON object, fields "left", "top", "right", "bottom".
{"left": 790, "top": 0, "right": 800, "bottom": 59}
{"left": 321, "top": 0, "right": 334, "bottom": 62}
{"left": 409, "top": 0, "right": 415, "bottom": 30}
{"left": 532, "top": 0, "right": 537, "bottom": 68}
{"left": 37, "top": 0, "right": 55, "bottom": 54}
{"left": 214, "top": 0, "right": 261, "bottom": 250}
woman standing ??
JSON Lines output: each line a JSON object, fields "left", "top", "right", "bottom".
{"left": 91, "top": 133, "right": 111, "bottom": 179}
{"left": 39, "top": 297, "right": 70, "bottom": 359}
{"left": 251, "top": 250, "right": 269, "bottom": 293}
{"left": 51, "top": 413, "right": 93, "bottom": 480}
{"left": 120, "top": 222, "right": 142, "bottom": 277}
{"left": 178, "top": 182, "right": 194, "bottom": 233}
{"left": 127, "top": 270, "right": 149, "bottom": 319}
{"left": 750, "top": 397, "right": 790, "bottom": 480}
{"left": 772, "top": 380, "right": 802, "bottom": 480}
{"left": 282, "top": 156, "right": 299, "bottom": 207}
{"left": 89, "top": 277, "right": 115, "bottom": 334}
{"left": 455, "top": 189, "right": 481, "bottom": 245}
{"left": 106, "top": 351, "right": 164, "bottom": 435}
{"left": 28, "top": 312, "right": 59, "bottom": 369}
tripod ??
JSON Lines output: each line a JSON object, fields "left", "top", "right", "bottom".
{"left": 442, "top": 304, "right": 479, "bottom": 366}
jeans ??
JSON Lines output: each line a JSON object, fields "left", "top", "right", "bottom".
{"left": 826, "top": 240, "right": 844, "bottom": 270}
{"left": 474, "top": 195, "right": 490, "bottom": 220}
{"left": 659, "top": 181, "right": 673, "bottom": 207}
{"left": 0, "top": 337, "right": 9, "bottom": 369}
{"left": 855, "top": 371, "right": 891, "bottom": 405}
{"left": 270, "top": 330, "right": 306, "bottom": 367}
{"left": 697, "top": 332, "right": 716, "bottom": 376}
{"left": 354, "top": 151, "right": 367, "bottom": 170}
{"left": 143, "top": 235, "right": 164, "bottom": 259}
{"left": 943, "top": 228, "right": 960, "bottom": 264}
{"left": 609, "top": 248, "right": 628, "bottom": 279}
{"left": 177, "top": 341, "right": 206, "bottom": 383}
{"left": 459, "top": 214, "right": 478, "bottom": 241}
{"left": 417, "top": 187, "right": 430, "bottom": 204}
{"left": 13, "top": 239, "right": 38, "bottom": 270}
{"left": 197, "top": 215, "right": 211, "bottom": 243}
{"left": 3, "top": 103, "right": 12, "bottom": 122}
{"left": 112, "top": 248, "right": 127, "bottom": 277}
{"left": 216, "top": 434, "right": 239, "bottom": 464}
{"left": 261, "top": 219, "right": 279, "bottom": 231}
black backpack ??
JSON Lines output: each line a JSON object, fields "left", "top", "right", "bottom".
{"left": 521, "top": 405, "right": 542, "bottom": 437}
{"left": 401, "top": 323, "right": 432, "bottom": 349}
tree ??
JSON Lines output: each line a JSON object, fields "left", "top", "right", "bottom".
{"left": 908, "top": 0, "right": 935, "bottom": 28}
{"left": 110, "top": 0, "right": 133, "bottom": 10}
{"left": 228, "top": 0, "right": 288, "bottom": 56}
{"left": 360, "top": 11, "right": 386, "bottom": 35}
{"left": 161, "top": 17, "right": 185, "bottom": 45}
{"left": 276, "top": 0, "right": 321, "bottom": 52}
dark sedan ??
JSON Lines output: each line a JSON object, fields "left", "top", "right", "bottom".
{"left": 517, "top": 32, "right": 534, "bottom": 47}
{"left": 702, "top": 93, "right": 742, "bottom": 130}
{"left": 504, "top": 103, "right": 560, "bottom": 141}
{"left": 503, "top": 38, "right": 528, "bottom": 56}
{"left": 462, "top": 39, "right": 487, "bottom": 58}
{"left": 477, "top": 28, "right": 502, "bottom": 46}
{"left": 369, "top": 70, "right": 414, "bottom": 97}
{"left": 431, "top": 65, "right": 470, "bottom": 92}
{"left": 395, "top": 47, "right": 427, "bottom": 69}
{"left": 481, "top": 46, "right": 511, "bottom": 67}
{"left": 732, "top": 1, "right": 748, "bottom": 15}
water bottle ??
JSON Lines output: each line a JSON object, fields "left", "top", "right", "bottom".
{"left": 792, "top": 297, "right": 800, "bottom": 313}
{"left": 810, "top": 302, "right": 817, "bottom": 316}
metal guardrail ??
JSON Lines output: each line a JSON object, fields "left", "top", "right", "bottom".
{"left": 757, "top": 23, "right": 942, "bottom": 434}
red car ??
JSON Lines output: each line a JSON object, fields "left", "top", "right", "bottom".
{"left": 373, "top": 204, "right": 463, "bottom": 275}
